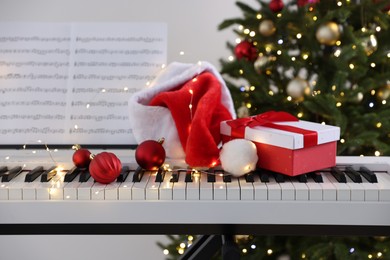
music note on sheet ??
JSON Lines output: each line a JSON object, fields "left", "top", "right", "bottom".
{"left": 0, "top": 22, "right": 167, "bottom": 145}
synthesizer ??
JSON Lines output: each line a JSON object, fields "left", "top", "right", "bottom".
{"left": 0, "top": 149, "right": 389, "bottom": 236}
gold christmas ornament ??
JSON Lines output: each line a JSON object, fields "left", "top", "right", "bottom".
{"left": 316, "top": 22, "right": 341, "bottom": 46}
{"left": 259, "top": 19, "right": 276, "bottom": 37}
{"left": 254, "top": 55, "right": 270, "bottom": 72}
{"left": 377, "top": 82, "right": 390, "bottom": 100}
{"left": 286, "top": 77, "right": 311, "bottom": 100}
{"left": 361, "top": 34, "right": 378, "bottom": 56}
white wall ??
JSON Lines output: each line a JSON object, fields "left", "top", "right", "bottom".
{"left": 0, "top": 0, "right": 241, "bottom": 69}
{"left": 0, "top": 0, "right": 242, "bottom": 259}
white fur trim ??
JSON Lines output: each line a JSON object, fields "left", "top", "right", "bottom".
{"left": 129, "top": 61, "right": 236, "bottom": 159}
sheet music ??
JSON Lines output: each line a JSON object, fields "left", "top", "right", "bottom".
{"left": 0, "top": 22, "right": 167, "bottom": 145}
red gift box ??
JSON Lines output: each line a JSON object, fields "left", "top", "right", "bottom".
{"left": 220, "top": 111, "right": 340, "bottom": 176}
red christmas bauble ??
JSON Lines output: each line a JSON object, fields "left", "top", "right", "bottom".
{"left": 135, "top": 139, "right": 166, "bottom": 170}
{"left": 89, "top": 152, "right": 122, "bottom": 184}
{"left": 269, "top": 0, "right": 284, "bottom": 12}
{"left": 72, "top": 148, "right": 91, "bottom": 168}
{"left": 234, "top": 41, "right": 258, "bottom": 62}
{"left": 297, "top": 0, "right": 320, "bottom": 7}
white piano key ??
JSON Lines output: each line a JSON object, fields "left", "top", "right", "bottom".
{"left": 0, "top": 182, "right": 9, "bottom": 200}
{"left": 77, "top": 178, "right": 95, "bottom": 200}
{"left": 278, "top": 178, "right": 295, "bottom": 201}
{"left": 324, "top": 173, "right": 350, "bottom": 201}
{"left": 345, "top": 176, "right": 365, "bottom": 201}
{"left": 290, "top": 179, "right": 309, "bottom": 201}
{"left": 118, "top": 171, "right": 134, "bottom": 200}
{"left": 63, "top": 180, "right": 81, "bottom": 200}
{"left": 317, "top": 172, "right": 337, "bottom": 201}
{"left": 360, "top": 177, "right": 379, "bottom": 201}
{"left": 239, "top": 178, "right": 255, "bottom": 200}
{"left": 172, "top": 171, "right": 186, "bottom": 200}
{"left": 252, "top": 175, "right": 266, "bottom": 200}
{"left": 226, "top": 177, "right": 240, "bottom": 200}
{"left": 199, "top": 172, "right": 213, "bottom": 200}
{"left": 213, "top": 174, "right": 227, "bottom": 200}
{"left": 186, "top": 171, "right": 200, "bottom": 200}
{"left": 159, "top": 171, "right": 173, "bottom": 200}
{"left": 8, "top": 172, "right": 28, "bottom": 200}
{"left": 132, "top": 172, "right": 151, "bottom": 200}
{"left": 266, "top": 175, "right": 281, "bottom": 201}
{"left": 104, "top": 182, "right": 121, "bottom": 200}
{"left": 23, "top": 169, "right": 49, "bottom": 200}
{"left": 91, "top": 182, "right": 106, "bottom": 200}
{"left": 146, "top": 171, "right": 160, "bottom": 200}
{"left": 376, "top": 172, "right": 390, "bottom": 201}
{"left": 306, "top": 178, "right": 323, "bottom": 201}
{"left": 36, "top": 172, "right": 64, "bottom": 200}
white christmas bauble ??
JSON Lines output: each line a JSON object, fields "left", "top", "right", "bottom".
{"left": 286, "top": 77, "right": 310, "bottom": 99}
{"left": 220, "top": 139, "right": 258, "bottom": 177}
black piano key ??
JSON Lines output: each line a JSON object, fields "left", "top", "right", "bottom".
{"left": 184, "top": 170, "right": 193, "bottom": 183}
{"left": 259, "top": 170, "right": 270, "bottom": 183}
{"left": 359, "top": 166, "right": 378, "bottom": 183}
{"left": 64, "top": 167, "right": 82, "bottom": 182}
{"left": 155, "top": 168, "right": 165, "bottom": 182}
{"left": 2, "top": 166, "right": 23, "bottom": 182}
{"left": 132, "top": 167, "right": 145, "bottom": 182}
{"left": 116, "top": 166, "right": 130, "bottom": 182}
{"left": 297, "top": 174, "right": 308, "bottom": 183}
{"left": 79, "top": 169, "right": 91, "bottom": 182}
{"left": 223, "top": 173, "right": 231, "bottom": 183}
{"left": 207, "top": 172, "right": 216, "bottom": 183}
{"left": 309, "top": 171, "right": 323, "bottom": 183}
{"left": 331, "top": 167, "right": 347, "bottom": 183}
{"left": 170, "top": 171, "right": 179, "bottom": 182}
{"left": 345, "top": 167, "right": 362, "bottom": 183}
{"left": 0, "top": 166, "right": 8, "bottom": 176}
{"left": 24, "top": 166, "right": 44, "bottom": 182}
{"left": 244, "top": 172, "right": 254, "bottom": 183}
{"left": 40, "top": 166, "right": 57, "bottom": 182}
{"left": 274, "top": 172, "right": 285, "bottom": 183}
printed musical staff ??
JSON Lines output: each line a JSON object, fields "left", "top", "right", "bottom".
{"left": 0, "top": 22, "right": 167, "bottom": 145}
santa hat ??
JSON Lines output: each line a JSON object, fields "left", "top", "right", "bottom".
{"left": 128, "top": 61, "right": 236, "bottom": 167}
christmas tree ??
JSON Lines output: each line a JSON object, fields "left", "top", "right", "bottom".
{"left": 160, "top": 0, "right": 390, "bottom": 259}
{"left": 219, "top": 0, "right": 390, "bottom": 157}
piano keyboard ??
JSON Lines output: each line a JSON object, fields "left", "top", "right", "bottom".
{"left": 0, "top": 149, "right": 389, "bottom": 236}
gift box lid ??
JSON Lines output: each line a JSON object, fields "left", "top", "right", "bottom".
{"left": 221, "top": 119, "right": 340, "bottom": 150}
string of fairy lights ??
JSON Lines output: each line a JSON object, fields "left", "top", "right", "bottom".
{"left": 224, "top": 0, "right": 389, "bottom": 158}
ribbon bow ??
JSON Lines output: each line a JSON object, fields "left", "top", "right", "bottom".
{"left": 227, "top": 111, "right": 318, "bottom": 148}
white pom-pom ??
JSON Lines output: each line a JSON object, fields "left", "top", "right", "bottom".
{"left": 220, "top": 139, "right": 258, "bottom": 177}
